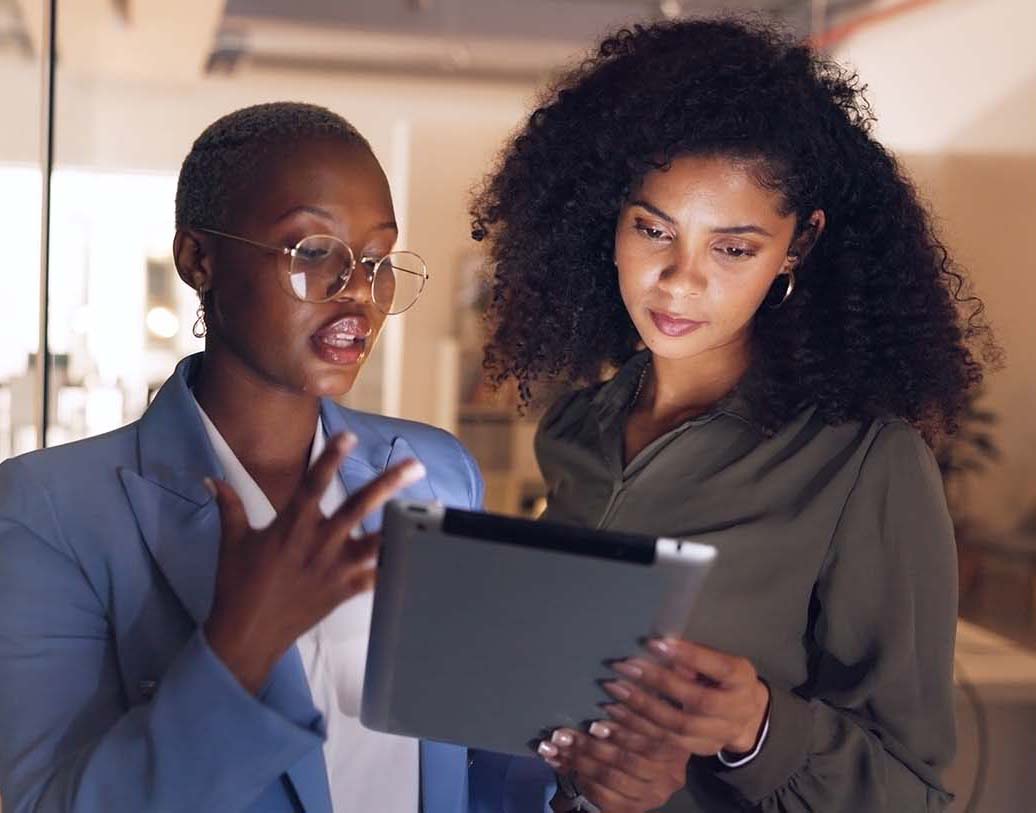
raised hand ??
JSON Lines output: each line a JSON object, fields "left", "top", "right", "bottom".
{"left": 202, "top": 432, "right": 425, "bottom": 694}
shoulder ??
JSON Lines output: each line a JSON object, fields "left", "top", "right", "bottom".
{"left": 0, "top": 423, "right": 139, "bottom": 547}
{"left": 334, "top": 404, "right": 466, "bottom": 457}
{"left": 325, "top": 402, "right": 484, "bottom": 509}
{"left": 536, "top": 384, "right": 604, "bottom": 441}
{"left": 828, "top": 417, "right": 952, "bottom": 551}
{"left": 1, "top": 423, "right": 138, "bottom": 498}
{"left": 856, "top": 417, "right": 941, "bottom": 487}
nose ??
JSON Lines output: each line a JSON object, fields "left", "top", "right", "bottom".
{"left": 657, "top": 252, "right": 706, "bottom": 299}
{"left": 333, "top": 257, "right": 375, "bottom": 304}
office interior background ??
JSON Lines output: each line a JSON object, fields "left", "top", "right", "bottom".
{"left": 0, "top": 0, "right": 1034, "bottom": 810}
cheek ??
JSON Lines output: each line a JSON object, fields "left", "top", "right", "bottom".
{"left": 214, "top": 269, "right": 306, "bottom": 350}
{"left": 615, "top": 252, "right": 659, "bottom": 306}
{"left": 707, "top": 265, "right": 781, "bottom": 326}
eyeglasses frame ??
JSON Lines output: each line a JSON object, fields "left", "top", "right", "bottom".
{"left": 194, "top": 226, "right": 429, "bottom": 315}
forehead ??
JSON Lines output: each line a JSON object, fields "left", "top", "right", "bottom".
{"left": 236, "top": 138, "right": 394, "bottom": 230}
{"left": 633, "top": 154, "right": 788, "bottom": 220}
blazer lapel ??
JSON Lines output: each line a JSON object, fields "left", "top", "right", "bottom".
{"left": 123, "top": 354, "right": 332, "bottom": 813}
{"left": 122, "top": 354, "right": 224, "bottom": 627}
{"left": 321, "top": 402, "right": 437, "bottom": 534}
{"left": 120, "top": 469, "right": 220, "bottom": 626}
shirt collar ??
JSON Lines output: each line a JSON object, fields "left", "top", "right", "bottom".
{"left": 191, "top": 395, "right": 342, "bottom": 530}
{"left": 589, "top": 349, "right": 760, "bottom": 432}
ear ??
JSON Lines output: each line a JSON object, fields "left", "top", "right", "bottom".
{"left": 173, "top": 228, "right": 215, "bottom": 294}
{"left": 787, "top": 209, "right": 826, "bottom": 267}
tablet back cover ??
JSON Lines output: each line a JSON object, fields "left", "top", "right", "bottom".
{"left": 361, "top": 503, "right": 712, "bottom": 756}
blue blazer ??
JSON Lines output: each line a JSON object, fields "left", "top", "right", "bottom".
{"left": 0, "top": 354, "right": 554, "bottom": 813}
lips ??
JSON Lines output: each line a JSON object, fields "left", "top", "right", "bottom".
{"left": 649, "top": 310, "right": 707, "bottom": 338}
{"left": 311, "top": 315, "right": 372, "bottom": 365}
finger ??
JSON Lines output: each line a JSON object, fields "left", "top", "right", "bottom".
{"left": 205, "top": 477, "right": 248, "bottom": 547}
{"left": 335, "top": 560, "right": 377, "bottom": 602}
{"left": 284, "top": 432, "right": 357, "bottom": 524}
{"left": 605, "top": 703, "right": 728, "bottom": 757}
{"left": 614, "top": 658, "right": 730, "bottom": 717}
{"left": 536, "top": 740, "right": 566, "bottom": 772}
{"left": 604, "top": 680, "right": 733, "bottom": 744}
{"left": 309, "top": 527, "right": 379, "bottom": 571}
{"left": 647, "top": 639, "right": 755, "bottom": 688}
{"left": 603, "top": 702, "right": 667, "bottom": 738}
{"left": 603, "top": 680, "right": 684, "bottom": 733}
{"left": 620, "top": 656, "right": 761, "bottom": 731}
{"left": 549, "top": 727, "right": 656, "bottom": 783}
{"left": 338, "top": 532, "right": 380, "bottom": 568}
{"left": 585, "top": 720, "right": 662, "bottom": 762}
{"left": 323, "top": 458, "right": 426, "bottom": 541}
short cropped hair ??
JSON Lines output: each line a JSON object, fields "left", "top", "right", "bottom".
{"left": 175, "top": 101, "right": 370, "bottom": 230}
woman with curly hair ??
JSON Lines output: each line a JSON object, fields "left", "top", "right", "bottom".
{"left": 472, "top": 17, "right": 994, "bottom": 813}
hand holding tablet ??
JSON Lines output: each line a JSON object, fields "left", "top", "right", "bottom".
{"left": 361, "top": 501, "right": 716, "bottom": 757}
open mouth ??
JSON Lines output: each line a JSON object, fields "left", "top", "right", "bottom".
{"left": 311, "top": 315, "right": 371, "bottom": 365}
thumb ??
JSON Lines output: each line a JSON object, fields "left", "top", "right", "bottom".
{"left": 204, "top": 477, "right": 248, "bottom": 546}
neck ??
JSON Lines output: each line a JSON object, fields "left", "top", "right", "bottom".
{"left": 642, "top": 334, "right": 751, "bottom": 421}
{"left": 192, "top": 345, "right": 322, "bottom": 479}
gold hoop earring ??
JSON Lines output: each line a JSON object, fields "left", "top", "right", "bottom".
{"left": 192, "top": 291, "right": 208, "bottom": 338}
{"left": 773, "top": 269, "right": 796, "bottom": 309}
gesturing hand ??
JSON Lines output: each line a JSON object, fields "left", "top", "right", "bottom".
{"left": 203, "top": 431, "right": 425, "bottom": 694}
{"left": 540, "top": 639, "right": 770, "bottom": 813}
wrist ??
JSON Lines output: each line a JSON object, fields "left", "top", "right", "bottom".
{"left": 203, "top": 614, "right": 279, "bottom": 695}
{"left": 726, "top": 679, "right": 771, "bottom": 754}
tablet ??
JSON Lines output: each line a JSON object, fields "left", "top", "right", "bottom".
{"left": 360, "top": 500, "right": 716, "bottom": 757}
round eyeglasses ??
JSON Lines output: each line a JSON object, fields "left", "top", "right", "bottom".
{"left": 197, "top": 228, "right": 429, "bottom": 315}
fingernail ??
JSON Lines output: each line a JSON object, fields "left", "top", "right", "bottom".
{"left": 612, "top": 660, "right": 644, "bottom": 679}
{"left": 605, "top": 703, "right": 629, "bottom": 721}
{"left": 589, "top": 721, "right": 611, "bottom": 739}
{"left": 400, "top": 460, "right": 427, "bottom": 485}
{"left": 545, "top": 757, "right": 562, "bottom": 769}
{"left": 551, "top": 730, "right": 574, "bottom": 747}
{"left": 202, "top": 477, "right": 217, "bottom": 497}
{"left": 537, "top": 741, "right": 558, "bottom": 759}
{"left": 604, "top": 681, "right": 633, "bottom": 700}
{"left": 648, "top": 639, "right": 674, "bottom": 656}
{"left": 337, "top": 433, "right": 357, "bottom": 453}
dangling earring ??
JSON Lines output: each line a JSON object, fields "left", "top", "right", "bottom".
{"left": 192, "top": 290, "right": 208, "bottom": 338}
{"left": 771, "top": 256, "right": 797, "bottom": 309}
{"left": 775, "top": 269, "right": 796, "bottom": 308}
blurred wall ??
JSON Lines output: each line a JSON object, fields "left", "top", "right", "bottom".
{"left": 0, "top": 57, "right": 537, "bottom": 431}
{"left": 835, "top": 0, "right": 1036, "bottom": 534}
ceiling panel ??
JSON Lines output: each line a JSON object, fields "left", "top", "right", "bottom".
{"left": 225, "top": 0, "right": 810, "bottom": 43}
{"left": 215, "top": 0, "right": 881, "bottom": 81}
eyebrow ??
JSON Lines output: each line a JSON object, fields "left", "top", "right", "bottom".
{"left": 275, "top": 204, "right": 398, "bottom": 232}
{"left": 628, "top": 198, "right": 774, "bottom": 238}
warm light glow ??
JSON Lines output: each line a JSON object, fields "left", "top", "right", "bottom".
{"left": 145, "top": 306, "right": 179, "bottom": 339}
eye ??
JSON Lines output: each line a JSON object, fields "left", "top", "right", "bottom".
{"left": 294, "top": 245, "right": 333, "bottom": 262}
{"left": 715, "top": 244, "right": 757, "bottom": 259}
{"left": 634, "top": 224, "right": 672, "bottom": 242}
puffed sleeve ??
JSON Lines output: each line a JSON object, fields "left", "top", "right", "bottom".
{"left": 699, "top": 421, "right": 957, "bottom": 811}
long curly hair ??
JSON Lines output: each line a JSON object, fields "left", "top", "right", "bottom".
{"left": 470, "top": 17, "right": 996, "bottom": 438}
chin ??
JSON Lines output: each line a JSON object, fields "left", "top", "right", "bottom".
{"left": 315, "top": 369, "right": 362, "bottom": 399}
{"left": 292, "top": 361, "right": 363, "bottom": 399}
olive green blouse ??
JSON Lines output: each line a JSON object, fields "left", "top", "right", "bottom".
{"left": 535, "top": 351, "right": 957, "bottom": 812}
